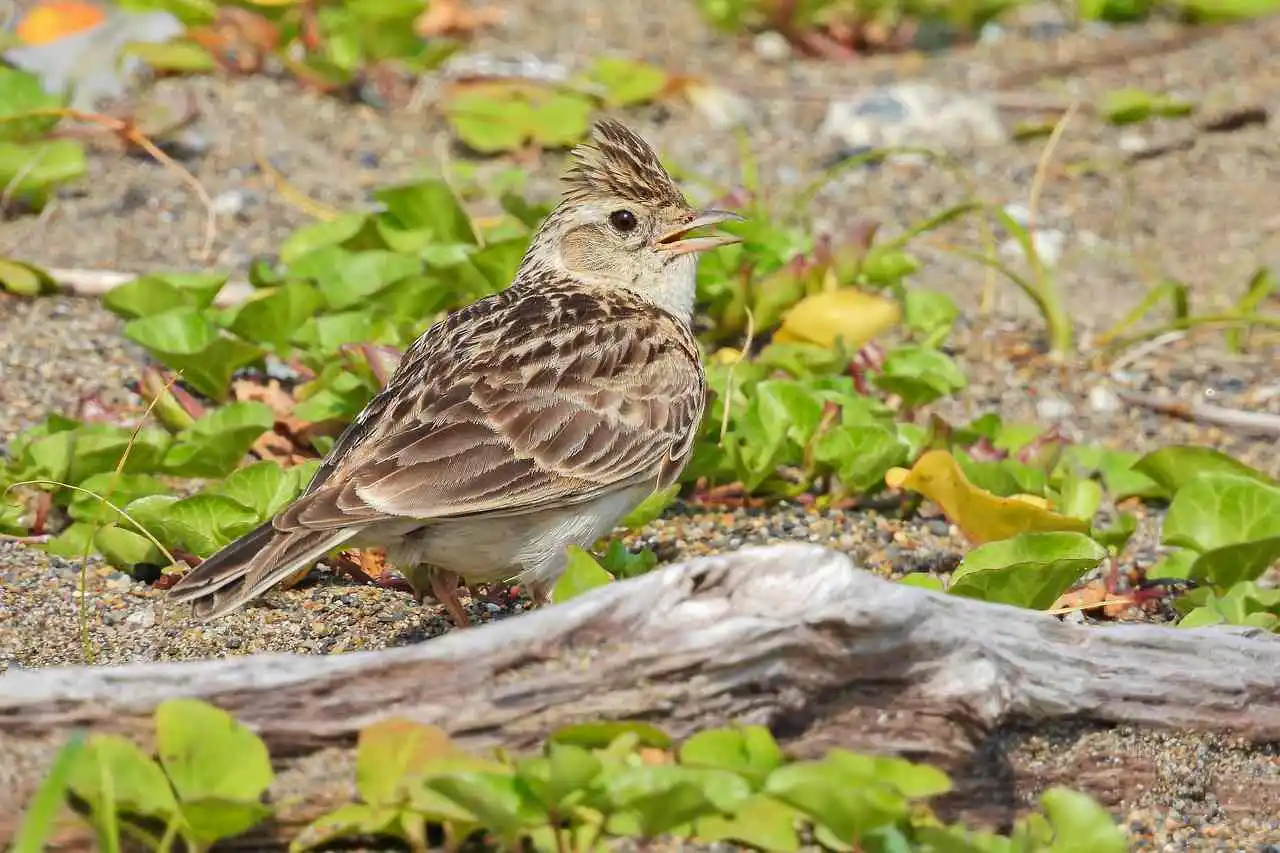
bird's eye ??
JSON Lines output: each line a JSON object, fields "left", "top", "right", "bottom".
{"left": 609, "top": 209, "right": 638, "bottom": 233}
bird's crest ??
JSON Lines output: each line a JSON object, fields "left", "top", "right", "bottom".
{"left": 562, "top": 119, "right": 687, "bottom": 208}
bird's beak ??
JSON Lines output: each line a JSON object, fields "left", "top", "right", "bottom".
{"left": 653, "top": 209, "right": 745, "bottom": 256}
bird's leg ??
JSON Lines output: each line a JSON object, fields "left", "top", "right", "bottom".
{"left": 428, "top": 567, "right": 472, "bottom": 628}
{"left": 526, "top": 579, "right": 552, "bottom": 609}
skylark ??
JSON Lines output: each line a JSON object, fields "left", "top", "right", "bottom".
{"left": 166, "top": 119, "right": 742, "bottom": 627}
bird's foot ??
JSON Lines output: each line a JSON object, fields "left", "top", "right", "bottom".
{"left": 429, "top": 568, "right": 472, "bottom": 628}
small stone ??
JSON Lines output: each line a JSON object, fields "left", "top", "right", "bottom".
{"left": 819, "top": 83, "right": 1006, "bottom": 156}
{"left": 684, "top": 82, "right": 754, "bottom": 130}
{"left": 1118, "top": 133, "right": 1150, "bottom": 154}
{"left": 212, "top": 190, "right": 250, "bottom": 218}
{"left": 1036, "top": 396, "right": 1074, "bottom": 422}
{"left": 752, "top": 31, "right": 791, "bottom": 63}
{"left": 125, "top": 607, "right": 156, "bottom": 629}
{"left": 1090, "top": 386, "right": 1122, "bottom": 413}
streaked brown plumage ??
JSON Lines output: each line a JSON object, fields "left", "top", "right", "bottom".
{"left": 166, "top": 118, "right": 741, "bottom": 626}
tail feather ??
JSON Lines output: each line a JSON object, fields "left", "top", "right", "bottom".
{"left": 166, "top": 519, "right": 358, "bottom": 621}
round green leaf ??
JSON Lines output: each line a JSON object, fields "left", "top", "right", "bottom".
{"left": 155, "top": 698, "right": 274, "bottom": 803}
{"left": 950, "top": 531, "right": 1107, "bottom": 610}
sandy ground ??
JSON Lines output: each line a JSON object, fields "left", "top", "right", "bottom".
{"left": 2, "top": 0, "right": 1279, "bottom": 848}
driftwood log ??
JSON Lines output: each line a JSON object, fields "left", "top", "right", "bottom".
{"left": 2, "top": 544, "right": 1278, "bottom": 849}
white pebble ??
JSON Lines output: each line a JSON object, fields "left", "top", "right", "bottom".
{"left": 1036, "top": 396, "right": 1074, "bottom": 422}
{"left": 752, "top": 31, "right": 791, "bottom": 63}
{"left": 125, "top": 607, "right": 156, "bottom": 629}
{"left": 1090, "top": 386, "right": 1122, "bottom": 414}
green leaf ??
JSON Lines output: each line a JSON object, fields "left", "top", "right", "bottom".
{"left": 550, "top": 721, "right": 672, "bottom": 750}
{"left": 445, "top": 81, "right": 593, "bottom": 154}
{"left": 0, "top": 140, "right": 86, "bottom": 208}
{"left": 0, "top": 258, "right": 55, "bottom": 296}
{"left": 1176, "top": 0, "right": 1280, "bottom": 23}
{"left": 1039, "top": 786, "right": 1126, "bottom": 852}
{"left": 119, "top": 39, "right": 218, "bottom": 72}
{"left": 0, "top": 67, "right": 65, "bottom": 141}
{"left": 1091, "top": 511, "right": 1137, "bottom": 553}
{"left": 602, "top": 765, "right": 727, "bottom": 836}
{"left": 211, "top": 460, "right": 307, "bottom": 520}
{"left": 279, "top": 213, "right": 377, "bottom": 266}
{"left": 1163, "top": 474, "right": 1280, "bottom": 586}
{"left": 950, "top": 531, "right": 1108, "bottom": 610}
{"left": 68, "top": 473, "right": 171, "bottom": 524}
{"left": 42, "top": 522, "right": 97, "bottom": 559}
{"left": 620, "top": 483, "right": 680, "bottom": 530}
{"left": 102, "top": 272, "right": 229, "bottom": 319}
{"left": 1132, "top": 446, "right": 1276, "bottom": 496}
{"left": 123, "top": 491, "right": 256, "bottom": 558}
{"left": 1148, "top": 548, "right": 1196, "bottom": 580}
{"left": 291, "top": 803, "right": 400, "bottom": 853}
{"left": 225, "top": 281, "right": 324, "bottom": 350}
{"left": 125, "top": 306, "right": 216, "bottom": 353}
{"left": 68, "top": 734, "right": 178, "bottom": 821}
{"left": 423, "top": 772, "right": 538, "bottom": 837}
{"left": 583, "top": 56, "right": 669, "bottom": 107}
{"left": 180, "top": 799, "right": 274, "bottom": 844}
{"left": 1057, "top": 472, "right": 1103, "bottom": 522}
{"left": 93, "top": 525, "right": 167, "bottom": 570}
{"left": 12, "top": 733, "right": 86, "bottom": 853}
{"left": 155, "top": 698, "right": 274, "bottom": 801}
{"left": 125, "top": 308, "right": 265, "bottom": 400}
{"left": 827, "top": 751, "right": 951, "bottom": 799}
{"left": 312, "top": 250, "right": 423, "bottom": 311}
{"left": 1099, "top": 88, "right": 1194, "bottom": 124}
{"left": 552, "top": 545, "right": 614, "bottom": 603}
{"left": 764, "top": 759, "right": 907, "bottom": 843}
{"left": 597, "top": 539, "right": 658, "bottom": 579}
{"left": 898, "top": 572, "right": 945, "bottom": 592}
{"left": 468, "top": 237, "right": 533, "bottom": 293}
{"left": 356, "top": 719, "right": 460, "bottom": 808}
{"left": 872, "top": 346, "right": 967, "bottom": 407}
{"left": 374, "top": 179, "right": 477, "bottom": 246}
{"left": 517, "top": 742, "right": 602, "bottom": 810}
{"left": 65, "top": 425, "right": 172, "bottom": 484}
{"left": 679, "top": 725, "right": 784, "bottom": 788}
{"left": 811, "top": 424, "right": 906, "bottom": 493}
{"left": 1055, "top": 446, "right": 1166, "bottom": 501}
{"left": 694, "top": 794, "right": 800, "bottom": 851}
{"left": 164, "top": 402, "right": 276, "bottom": 479}
{"left": 902, "top": 289, "right": 959, "bottom": 340}
{"left": 292, "top": 310, "right": 393, "bottom": 355}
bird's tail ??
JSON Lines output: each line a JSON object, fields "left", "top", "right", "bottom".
{"left": 165, "top": 519, "right": 358, "bottom": 621}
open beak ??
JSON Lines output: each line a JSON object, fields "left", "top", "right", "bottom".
{"left": 653, "top": 209, "right": 745, "bottom": 256}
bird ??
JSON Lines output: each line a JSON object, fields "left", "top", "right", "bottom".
{"left": 165, "top": 118, "right": 743, "bottom": 628}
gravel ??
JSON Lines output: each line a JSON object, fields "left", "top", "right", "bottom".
{"left": 3, "top": 0, "right": 1280, "bottom": 847}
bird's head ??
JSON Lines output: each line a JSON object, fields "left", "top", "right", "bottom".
{"left": 518, "top": 119, "right": 743, "bottom": 323}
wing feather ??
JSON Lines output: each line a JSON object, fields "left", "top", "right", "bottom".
{"left": 275, "top": 283, "right": 704, "bottom": 533}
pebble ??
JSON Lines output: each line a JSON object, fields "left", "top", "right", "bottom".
{"left": 818, "top": 83, "right": 1007, "bottom": 155}
{"left": 751, "top": 31, "right": 791, "bottom": 63}
{"left": 1090, "top": 386, "right": 1122, "bottom": 414}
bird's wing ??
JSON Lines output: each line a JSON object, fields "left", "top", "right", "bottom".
{"left": 274, "top": 284, "right": 705, "bottom": 533}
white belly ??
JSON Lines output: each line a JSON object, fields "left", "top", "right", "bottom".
{"left": 382, "top": 482, "right": 654, "bottom": 587}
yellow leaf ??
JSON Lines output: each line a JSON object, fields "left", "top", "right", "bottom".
{"left": 709, "top": 347, "right": 743, "bottom": 365}
{"left": 16, "top": 1, "right": 106, "bottom": 45}
{"left": 885, "top": 449, "right": 1088, "bottom": 544}
{"left": 773, "top": 287, "right": 900, "bottom": 349}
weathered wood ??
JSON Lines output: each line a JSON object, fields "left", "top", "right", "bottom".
{"left": 2, "top": 544, "right": 1278, "bottom": 849}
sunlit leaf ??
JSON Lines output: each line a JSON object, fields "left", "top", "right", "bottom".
{"left": 950, "top": 531, "right": 1107, "bottom": 610}
{"left": 552, "top": 545, "right": 614, "bottom": 603}
{"left": 774, "top": 288, "right": 900, "bottom": 350}
{"left": 886, "top": 450, "right": 1089, "bottom": 544}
